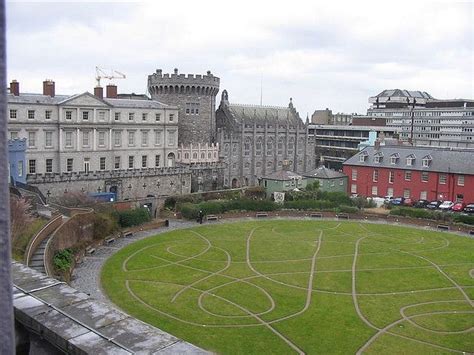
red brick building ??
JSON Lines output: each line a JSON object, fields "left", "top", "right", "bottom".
{"left": 343, "top": 145, "right": 474, "bottom": 202}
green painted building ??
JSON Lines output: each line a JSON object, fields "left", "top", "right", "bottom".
{"left": 260, "top": 169, "right": 307, "bottom": 198}
{"left": 303, "top": 166, "right": 348, "bottom": 193}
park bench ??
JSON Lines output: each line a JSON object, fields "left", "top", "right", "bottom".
{"left": 437, "top": 224, "right": 450, "bottom": 231}
{"left": 310, "top": 212, "right": 322, "bottom": 218}
{"left": 123, "top": 231, "right": 134, "bottom": 238}
{"left": 85, "top": 246, "right": 96, "bottom": 255}
{"left": 469, "top": 230, "right": 474, "bottom": 236}
{"left": 105, "top": 237, "right": 115, "bottom": 245}
{"left": 206, "top": 215, "right": 218, "bottom": 221}
{"left": 256, "top": 212, "right": 268, "bottom": 218}
{"left": 336, "top": 213, "right": 349, "bottom": 220}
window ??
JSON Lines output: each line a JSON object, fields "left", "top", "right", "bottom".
{"left": 28, "top": 132, "right": 36, "bottom": 147}
{"left": 351, "top": 169, "right": 357, "bottom": 181}
{"left": 154, "top": 130, "right": 162, "bottom": 145}
{"left": 403, "top": 189, "right": 411, "bottom": 198}
{"left": 114, "top": 156, "right": 120, "bottom": 169}
{"left": 388, "top": 171, "right": 394, "bottom": 184}
{"left": 65, "top": 111, "right": 72, "bottom": 120}
{"left": 28, "top": 160, "right": 36, "bottom": 174}
{"left": 46, "top": 159, "right": 53, "bottom": 173}
{"left": 66, "top": 158, "right": 73, "bottom": 172}
{"left": 277, "top": 137, "right": 284, "bottom": 155}
{"left": 405, "top": 171, "right": 412, "bottom": 181}
{"left": 65, "top": 132, "right": 73, "bottom": 148}
{"left": 82, "top": 111, "right": 89, "bottom": 120}
{"left": 83, "top": 158, "right": 90, "bottom": 173}
{"left": 17, "top": 161, "right": 23, "bottom": 177}
{"left": 168, "top": 131, "right": 175, "bottom": 146}
{"left": 142, "top": 155, "right": 147, "bottom": 168}
{"left": 142, "top": 113, "right": 148, "bottom": 121}
{"left": 45, "top": 131, "right": 53, "bottom": 148}
{"left": 114, "top": 112, "right": 120, "bottom": 121}
{"left": 44, "top": 110, "right": 52, "bottom": 120}
{"left": 100, "top": 157, "right": 106, "bottom": 170}
{"left": 458, "top": 175, "right": 465, "bottom": 186}
{"left": 114, "top": 131, "right": 121, "bottom": 146}
{"left": 420, "top": 191, "right": 427, "bottom": 200}
{"left": 372, "top": 186, "right": 378, "bottom": 196}
{"left": 82, "top": 131, "right": 90, "bottom": 147}
{"left": 351, "top": 184, "right": 357, "bottom": 194}
{"left": 406, "top": 156, "right": 415, "bottom": 166}
{"left": 372, "top": 170, "right": 378, "bottom": 182}
{"left": 142, "top": 131, "right": 148, "bottom": 146}
{"left": 422, "top": 156, "right": 432, "bottom": 167}
{"left": 421, "top": 171, "right": 429, "bottom": 182}
{"left": 359, "top": 154, "right": 367, "bottom": 162}
{"left": 28, "top": 110, "right": 35, "bottom": 119}
{"left": 98, "top": 111, "right": 105, "bottom": 121}
{"left": 439, "top": 174, "right": 447, "bottom": 185}
{"left": 129, "top": 113, "right": 134, "bottom": 121}
{"left": 155, "top": 113, "right": 161, "bottom": 122}
{"left": 98, "top": 131, "right": 105, "bottom": 147}
{"left": 374, "top": 154, "right": 383, "bottom": 163}
{"left": 244, "top": 137, "right": 251, "bottom": 156}
{"left": 339, "top": 179, "right": 344, "bottom": 186}
{"left": 256, "top": 137, "right": 263, "bottom": 156}
{"left": 128, "top": 156, "right": 134, "bottom": 169}
{"left": 169, "top": 114, "right": 174, "bottom": 122}
{"left": 9, "top": 110, "right": 17, "bottom": 119}
{"left": 10, "top": 131, "right": 18, "bottom": 140}
{"left": 155, "top": 155, "right": 161, "bottom": 167}
{"left": 128, "top": 131, "right": 135, "bottom": 146}
{"left": 387, "top": 187, "right": 394, "bottom": 197}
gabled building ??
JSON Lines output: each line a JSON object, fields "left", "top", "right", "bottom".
{"left": 343, "top": 145, "right": 474, "bottom": 202}
{"left": 303, "top": 166, "right": 347, "bottom": 193}
{"left": 260, "top": 167, "right": 306, "bottom": 198}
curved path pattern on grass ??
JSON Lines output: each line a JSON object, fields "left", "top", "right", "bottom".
{"left": 74, "top": 218, "right": 474, "bottom": 354}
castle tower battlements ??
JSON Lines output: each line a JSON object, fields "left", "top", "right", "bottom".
{"left": 148, "top": 68, "right": 220, "bottom": 145}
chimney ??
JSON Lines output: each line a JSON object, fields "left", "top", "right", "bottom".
{"left": 94, "top": 86, "right": 103, "bottom": 99}
{"left": 10, "top": 80, "right": 19, "bottom": 96}
{"left": 106, "top": 84, "right": 117, "bottom": 98}
{"left": 174, "top": 68, "right": 178, "bottom": 74}
{"left": 43, "top": 80, "right": 55, "bottom": 97}
{"left": 374, "top": 140, "right": 381, "bottom": 150}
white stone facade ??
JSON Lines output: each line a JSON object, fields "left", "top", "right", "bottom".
{"left": 177, "top": 143, "right": 219, "bottom": 164}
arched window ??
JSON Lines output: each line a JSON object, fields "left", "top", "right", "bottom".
{"left": 193, "top": 152, "right": 198, "bottom": 159}
{"left": 298, "top": 137, "right": 304, "bottom": 154}
{"left": 256, "top": 137, "right": 263, "bottom": 156}
{"left": 201, "top": 153, "right": 205, "bottom": 159}
{"left": 184, "top": 153, "right": 189, "bottom": 159}
{"left": 278, "top": 136, "right": 284, "bottom": 155}
{"left": 224, "top": 143, "right": 230, "bottom": 154}
{"left": 244, "top": 137, "right": 252, "bottom": 156}
{"left": 266, "top": 137, "right": 274, "bottom": 156}
{"left": 167, "top": 152, "right": 175, "bottom": 167}
{"left": 288, "top": 137, "right": 295, "bottom": 155}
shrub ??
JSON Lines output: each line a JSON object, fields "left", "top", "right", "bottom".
{"left": 243, "top": 186, "right": 266, "bottom": 199}
{"left": 93, "top": 212, "right": 119, "bottom": 240}
{"left": 390, "top": 207, "right": 450, "bottom": 221}
{"left": 53, "top": 248, "right": 74, "bottom": 271}
{"left": 337, "top": 205, "right": 359, "bottom": 214}
{"left": 453, "top": 214, "right": 474, "bottom": 225}
{"left": 116, "top": 208, "right": 151, "bottom": 228}
{"left": 283, "top": 200, "right": 335, "bottom": 211}
{"left": 180, "top": 203, "right": 200, "bottom": 220}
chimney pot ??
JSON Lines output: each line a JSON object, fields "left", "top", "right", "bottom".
{"left": 106, "top": 84, "right": 117, "bottom": 99}
{"left": 174, "top": 68, "right": 178, "bottom": 74}
{"left": 43, "top": 80, "right": 55, "bottom": 97}
{"left": 10, "top": 80, "right": 19, "bottom": 96}
{"left": 94, "top": 86, "right": 103, "bottom": 99}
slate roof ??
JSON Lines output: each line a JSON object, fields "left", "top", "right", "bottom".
{"left": 375, "top": 89, "right": 434, "bottom": 100}
{"left": 304, "top": 166, "right": 347, "bottom": 179}
{"left": 8, "top": 93, "right": 69, "bottom": 105}
{"left": 262, "top": 169, "right": 303, "bottom": 181}
{"left": 226, "top": 103, "right": 301, "bottom": 124}
{"left": 343, "top": 145, "right": 474, "bottom": 175}
{"left": 104, "top": 98, "right": 173, "bottom": 109}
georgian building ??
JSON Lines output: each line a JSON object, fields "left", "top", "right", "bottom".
{"left": 216, "top": 90, "right": 316, "bottom": 188}
{"left": 343, "top": 145, "right": 474, "bottom": 202}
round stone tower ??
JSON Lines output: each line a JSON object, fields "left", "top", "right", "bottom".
{"left": 148, "top": 68, "right": 220, "bottom": 145}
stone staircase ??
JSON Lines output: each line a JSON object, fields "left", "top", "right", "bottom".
{"left": 28, "top": 237, "right": 50, "bottom": 274}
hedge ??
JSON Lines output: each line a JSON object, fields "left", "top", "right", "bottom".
{"left": 116, "top": 208, "right": 151, "bottom": 227}
{"left": 452, "top": 214, "right": 474, "bottom": 226}
{"left": 390, "top": 207, "right": 450, "bottom": 222}
{"left": 283, "top": 200, "right": 336, "bottom": 211}
{"left": 178, "top": 199, "right": 278, "bottom": 219}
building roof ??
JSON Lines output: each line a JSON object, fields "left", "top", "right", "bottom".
{"left": 374, "top": 89, "right": 434, "bottom": 100}
{"left": 262, "top": 169, "right": 303, "bottom": 181}
{"left": 304, "top": 166, "right": 347, "bottom": 179}
{"left": 343, "top": 145, "right": 474, "bottom": 175}
{"left": 104, "top": 97, "right": 173, "bottom": 109}
{"left": 7, "top": 93, "right": 69, "bottom": 105}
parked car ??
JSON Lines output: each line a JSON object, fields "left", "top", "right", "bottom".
{"left": 384, "top": 196, "right": 394, "bottom": 204}
{"left": 463, "top": 203, "right": 474, "bottom": 213}
{"left": 451, "top": 202, "right": 466, "bottom": 212}
{"left": 426, "top": 200, "right": 442, "bottom": 210}
{"left": 438, "top": 201, "right": 454, "bottom": 211}
{"left": 390, "top": 197, "right": 405, "bottom": 206}
{"left": 414, "top": 199, "right": 430, "bottom": 208}
{"left": 403, "top": 198, "right": 414, "bottom": 207}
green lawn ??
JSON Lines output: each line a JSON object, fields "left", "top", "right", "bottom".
{"left": 101, "top": 220, "right": 474, "bottom": 354}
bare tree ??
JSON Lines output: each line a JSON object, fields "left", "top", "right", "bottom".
{"left": 9, "top": 195, "right": 34, "bottom": 241}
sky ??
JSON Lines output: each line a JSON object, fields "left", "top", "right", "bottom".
{"left": 6, "top": 0, "right": 474, "bottom": 118}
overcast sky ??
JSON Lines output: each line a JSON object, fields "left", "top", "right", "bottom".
{"left": 6, "top": 0, "right": 474, "bottom": 117}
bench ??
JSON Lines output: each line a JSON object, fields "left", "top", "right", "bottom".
{"left": 469, "top": 230, "right": 474, "bottom": 236}
{"left": 85, "top": 246, "right": 96, "bottom": 255}
{"left": 123, "top": 231, "right": 134, "bottom": 238}
{"left": 310, "top": 212, "right": 322, "bottom": 218}
{"left": 336, "top": 213, "right": 349, "bottom": 220}
{"left": 206, "top": 215, "right": 218, "bottom": 221}
{"left": 105, "top": 237, "right": 115, "bottom": 245}
{"left": 256, "top": 212, "right": 268, "bottom": 218}
{"left": 437, "top": 224, "right": 450, "bottom": 231}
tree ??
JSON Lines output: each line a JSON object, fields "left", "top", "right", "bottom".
{"left": 9, "top": 195, "right": 34, "bottom": 241}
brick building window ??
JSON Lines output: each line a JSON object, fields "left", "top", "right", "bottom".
{"left": 387, "top": 187, "right": 394, "bottom": 197}
{"left": 100, "top": 157, "right": 106, "bottom": 170}
{"left": 351, "top": 169, "right": 357, "bottom": 181}
{"left": 114, "top": 156, "right": 121, "bottom": 169}
{"left": 28, "top": 160, "right": 36, "bottom": 174}
{"left": 351, "top": 184, "right": 357, "bottom": 194}
{"left": 66, "top": 158, "right": 73, "bottom": 172}
{"left": 371, "top": 186, "right": 378, "bottom": 196}
{"left": 388, "top": 171, "right": 394, "bottom": 184}
{"left": 420, "top": 191, "right": 427, "bottom": 200}
{"left": 421, "top": 171, "right": 429, "bottom": 182}
{"left": 439, "top": 174, "right": 447, "bottom": 185}
{"left": 372, "top": 170, "right": 378, "bottom": 182}
{"left": 46, "top": 159, "right": 53, "bottom": 173}
{"left": 405, "top": 171, "right": 412, "bottom": 181}
{"left": 458, "top": 175, "right": 465, "bottom": 186}
{"left": 403, "top": 189, "right": 411, "bottom": 198}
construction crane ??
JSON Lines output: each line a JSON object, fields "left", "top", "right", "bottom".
{"left": 95, "top": 66, "right": 126, "bottom": 87}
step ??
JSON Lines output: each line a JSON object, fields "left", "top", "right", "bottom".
{"left": 29, "top": 260, "right": 44, "bottom": 267}
{"left": 30, "top": 256, "right": 44, "bottom": 262}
